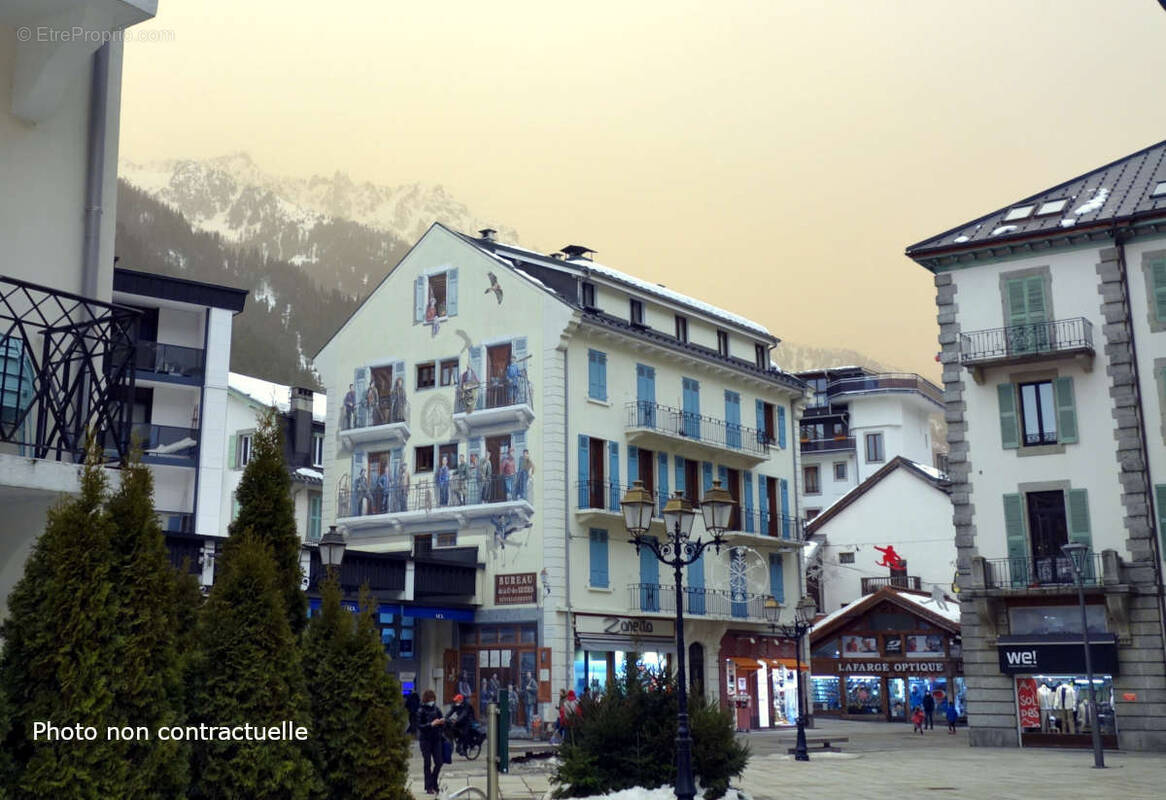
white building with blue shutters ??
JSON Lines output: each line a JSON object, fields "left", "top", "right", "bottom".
{"left": 314, "top": 224, "right": 808, "bottom": 726}
{"left": 907, "top": 140, "right": 1166, "bottom": 752}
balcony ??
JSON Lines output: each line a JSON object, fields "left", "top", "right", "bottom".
{"left": 826, "top": 373, "right": 944, "bottom": 409}
{"left": 624, "top": 401, "right": 769, "bottom": 467}
{"left": 124, "top": 423, "right": 199, "bottom": 466}
{"left": 0, "top": 274, "right": 138, "bottom": 462}
{"left": 983, "top": 553, "right": 1104, "bottom": 590}
{"left": 338, "top": 398, "right": 411, "bottom": 451}
{"left": 158, "top": 510, "right": 194, "bottom": 534}
{"left": 135, "top": 341, "right": 204, "bottom": 386}
{"left": 337, "top": 474, "right": 533, "bottom": 537}
{"left": 629, "top": 583, "right": 773, "bottom": 621}
{"left": 724, "top": 508, "right": 805, "bottom": 547}
{"left": 861, "top": 575, "right": 922, "bottom": 594}
{"left": 800, "top": 435, "right": 856, "bottom": 454}
{"left": 452, "top": 374, "right": 535, "bottom": 436}
{"left": 959, "top": 317, "right": 1095, "bottom": 382}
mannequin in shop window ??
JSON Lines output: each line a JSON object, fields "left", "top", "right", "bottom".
{"left": 1054, "top": 680, "right": 1077, "bottom": 733}
{"left": 1037, "top": 681, "right": 1054, "bottom": 733}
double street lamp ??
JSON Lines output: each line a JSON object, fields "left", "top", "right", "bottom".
{"left": 621, "top": 480, "right": 735, "bottom": 800}
{"left": 765, "top": 594, "right": 816, "bottom": 762}
{"left": 1061, "top": 541, "right": 1104, "bottom": 769}
{"left": 318, "top": 524, "right": 347, "bottom": 576}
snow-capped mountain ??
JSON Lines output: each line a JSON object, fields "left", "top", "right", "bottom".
{"left": 120, "top": 154, "right": 517, "bottom": 297}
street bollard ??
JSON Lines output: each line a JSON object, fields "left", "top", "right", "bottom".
{"left": 498, "top": 688, "right": 510, "bottom": 774}
{"left": 486, "top": 703, "right": 498, "bottom": 800}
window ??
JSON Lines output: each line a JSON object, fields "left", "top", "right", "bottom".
{"left": 428, "top": 273, "right": 447, "bottom": 315}
{"left": 1003, "top": 205, "right": 1034, "bottom": 221}
{"left": 803, "top": 465, "right": 820, "bottom": 494}
{"left": 438, "top": 443, "right": 458, "bottom": 472}
{"left": 237, "top": 433, "right": 253, "bottom": 468}
{"left": 839, "top": 551, "right": 855, "bottom": 564}
{"left": 587, "top": 349, "right": 607, "bottom": 401}
{"left": 416, "top": 361, "right": 435, "bottom": 390}
{"left": 312, "top": 433, "right": 324, "bottom": 467}
{"left": 582, "top": 281, "right": 596, "bottom": 308}
{"left": 758, "top": 400, "right": 776, "bottom": 445}
{"left": 307, "top": 494, "right": 322, "bottom": 541}
{"left": 683, "top": 458, "right": 700, "bottom": 505}
{"left": 589, "top": 529, "right": 609, "bottom": 588}
{"left": 435, "top": 532, "right": 457, "bottom": 548}
{"left": 1147, "top": 255, "right": 1166, "bottom": 329}
{"left": 805, "top": 508, "right": 820, "bottom": 521}
{"left": 865, "top": 432, "right": 885, "bottom": 463}
{"left": 629, "top": 298, "right": 644, "bottom": 326}
{"left": 415, "top": 445, "right": 435, "bottom": 473}
{"left": 1152, "top": 181, "right": 1166, "bottom": 198}
{"left": 414, "top": 269, "right": 458, "bottom": 322}
{"left": 675, "top": 315, "right": 688, "bottom": 343}
{"left": 716, "top": 330, "right": 729, "bottom": 357}
{"left": 833, "top": 461, "right": 847, "bottom": 481}
{"left": 754, "top": 343, "right": 768, "bottom": 369}
{"left": 439, "top": 358, "right": 459, "bottom": 386}
{"left": 1036, "top": 199, "right": 1067, "bottom": 215}
{"left": 1019, "top": 380, "right": 1057, "bottom": 446}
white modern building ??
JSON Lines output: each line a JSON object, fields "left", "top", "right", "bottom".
{"left": 0, "top": 0, "right": 159, "bottom": 618}
{"left": 907, "top": 139, "right": 1166, "bottom": 751}
{"left": 315, "top": 224, "right": 810, "bottom": 728}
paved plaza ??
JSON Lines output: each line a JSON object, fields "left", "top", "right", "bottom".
{"left": 412, "top": 719, "right": 1166, "bottom": 800}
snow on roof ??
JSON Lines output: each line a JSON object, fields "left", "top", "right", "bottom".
{"left": 229, "top": 372, "right": 326, "bottom": 422}
{"left": 1073, "top": 186, "right": 1108, "bottom": 216}
{"left": 811, "top": 587, "right": 960, "bottom": 636}
{"left": 294, "top": 467, "right": 324, "bottom": 482}
{"left": 514, "top": 268, "right": 549, "bottom": 291}
{"left": 909, "top": 460, "right": 947, "bottom": 481}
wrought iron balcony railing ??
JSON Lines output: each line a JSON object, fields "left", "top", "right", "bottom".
{"left": 629, "top": 582, "right": 772, "bottom": 620}
{"left": 339, "top": 473, "right": 531, "bottom": 518}
{"left": 861, "top": 575, "right": 922, "bottom": 594}
{"left": 799, "top": 436, "right": 856, "bottom": 453}
{"left": 960, "top": 317, "right": 1095, "bottom": 365}
{"left": 827, "top": 373, "right": 944, "bottom": 406}
{"left": 625, "top": 401, "right": 769, "bottom": 457}
{"left": 342, "top": 397, "right": 409, "bottom": 431}
{"left": 135, "top": 341, "right": 204, "bottom": 383}
{"left": 984, "top": 552, "right": 1103, "bottom": 589}
{"left": 453, "top": 374, "right": 534, "bottom": 414}
{"left": 0, "top": 274, "right": 138, "bottom": 461}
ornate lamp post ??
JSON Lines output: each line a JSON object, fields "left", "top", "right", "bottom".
{"left": 1061, "top": 541, "right": 1104, "bottom": 769}
{"left": 319, "top": 525, "right": 347, "bottom": 577}
{"left": 766, "top": 594, "right": 816, "bottom": 762}
{"left": 621, "top": 480, "right": 734, "bottom": 800}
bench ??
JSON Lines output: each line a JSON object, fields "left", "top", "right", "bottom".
{"left": 784, "top": 736, "right": 848, "bottom": 754}
{"left": 508, "top": 742, "right": 559, "bottom": 764}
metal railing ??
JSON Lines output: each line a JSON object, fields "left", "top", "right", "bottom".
{"left": 861, "top": 575, "right": 922, "bottom": 594}
{"left": 113, "top": 423, "right": 198, "bottom": 461}
{"left": 157, "top": 510, "right": 194, "bottom": 533}
{"left": 625, "top": 401, "right": 769, "bottom": 457}
{"left": 960, "top": 317, "right": 1095, "bottom": 364}
{"left": 453, "top": 373, "right": 534, "bottom": 414}
{"left": 135, "top": 340, "right": 204, "bottom": 382}
{"left": 985, "top": 552, "right": 1103, "bottom": 589}
{"left": 799, "top": 436, "right": 856, "bottom": 453}
{"left": 342, "top": 396, "right": 409, "bottom": 431}
{"left": 0, "top": 274, "right": 138, "bottom": 461}
{"left": 827, "top": 373, "right": 944, "bottom": 406}
{"left": 628, "top": 583, "right": 772, "bottom": 620}
{"left": 339, "top": 473, "right": 531, "bottom": 518}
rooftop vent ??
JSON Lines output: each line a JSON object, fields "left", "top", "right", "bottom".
{"left": 561, "top": 244, "right": 595, "bottom": 261}
{"left": 549, "top": 252, "right": 565, "bottom": 260}
{"left": 478, "top": 228, "right": 498, "bottom": 242}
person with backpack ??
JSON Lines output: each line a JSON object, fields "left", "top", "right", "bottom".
{"left": 946, "top": 702, "right": 960, "bottom": 734}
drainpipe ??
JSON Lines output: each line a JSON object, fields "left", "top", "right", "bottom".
{"left": 1112, "top": 228, "right": 1166, "bottom": 667}
{"left": 83, "top": 44, "right": 110, "bottom": 300}
{"left": 562, "top": 347, "right": 574, "bottom": 697}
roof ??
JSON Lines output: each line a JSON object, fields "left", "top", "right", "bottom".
{"left": 810, "top": 586, "right": 961, "bottom": 642}
{"left": 113, "top": 267, "right": 248, "bottom": 312}
{"left": 292, "top": 467, "right": 323, "bottom": 485}
{"left": 805, "top": 456, "right": 949, "bottom": 534}
{"left": 229, "top": 372, "right": 326, "bottom": 422}
{"left": 906, "top": 138, "right": 1166, "bottom": 271}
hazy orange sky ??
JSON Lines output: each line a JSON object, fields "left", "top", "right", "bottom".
{"left": 118, "top": 1, "right": 1166, "bottom": 378}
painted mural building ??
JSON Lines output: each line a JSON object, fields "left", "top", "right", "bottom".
{"left": 315, "top": 224, "right": 810, "bottom": 725}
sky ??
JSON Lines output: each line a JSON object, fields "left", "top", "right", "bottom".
{"left": 118, "top": 1, "right": 1166, "bottom": 378}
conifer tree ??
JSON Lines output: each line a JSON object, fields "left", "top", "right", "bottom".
{"left": 229, "top": 406, "right": 306, "bottom": 635}
{"left": 303, "top": 577, "right": 412, "bottom": 800}
{"left": 189, "top": 532, "right": 319, "bottom": 800}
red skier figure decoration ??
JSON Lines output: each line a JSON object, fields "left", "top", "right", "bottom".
{"left": 874, "top": 545, "right": 906, "bottom": 570}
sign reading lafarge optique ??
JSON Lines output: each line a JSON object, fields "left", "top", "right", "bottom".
{"left": 494, "top": 572, "right": 537, "bottom": 605}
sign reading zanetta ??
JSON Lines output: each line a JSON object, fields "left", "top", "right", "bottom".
{"left": 494, "top": 572, "right": 537, "bottom": 605}
{"left": 574, "top": 613, "right": 676, "bottom": 639}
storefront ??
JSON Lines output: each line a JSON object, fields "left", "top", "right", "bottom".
{"left": 718, "top": 631, "right": 804, "bottom": 730}
{"left": 998, "top": 634, "right": 1120, "bottom": 749}
{"left": 808, "top": 586, "right": 963, "bottom": 723}
{"left": 572, "top": 614, "right": 676, "bottom": 697}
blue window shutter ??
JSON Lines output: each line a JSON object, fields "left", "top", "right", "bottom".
{"left": 756, "top": 399, "right": 765, "bottom": 432}
{"left": 578, "top": 435, "right": 590, "bottom": 508}
{"left": 639, "top": 537, "right": 659, "bottom": 610}
{"left": 675, "top": 455, "right": 686, "bottom": 497}
{"left": 657, "top": 452, "right": 669, "bottom": 510}
{"left": 778, "top": 405, "right": 787, "bottom": 449}
{"left": 702, "top": 462, "right": 713, "bottom": 499}
{"left": 588, "top": 350, "right": 607, "bottom": 401}
{"left": 599, "top": 353, "right": 607, "bottom": 400}
{"left": 683, "top": 377, "right": 700, "bottom": 438}
{"left": 779, "top": 478, "right": 791, "bottom": 539}
{"left": 608, "top": 441, "right": 620, "bottom": 510}
{"left": 744, "top": 472, "right": 754, "bottom": 533}
{"left": 589, "top": 529, "right": 609, "bottom": 588}
{"left": 687, "top": 552, "right": 705, "bottom": 614}
{"left": 725, "top": 390, "right": 741, "bottom": 450}
{"left": 718, "top": 465, "right": 728, "bottom": 491}
{"left": 446, "top": 268, "right": 459, "bottom": 316}
{"left": 414, "top": 276, "right": 426, "bottom": 323}
{"left": 758, "top": 476, "right": 769, "bottom": 533}
{"left": 770, "top": 554, "right": 785, "bottom": 605}
{"left": 627, "top": 445, "right": 639, "bottom": 485}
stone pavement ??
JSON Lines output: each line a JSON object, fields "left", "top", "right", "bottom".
{"left": 408, "top": 718, "right": 1166, "bottom": 800}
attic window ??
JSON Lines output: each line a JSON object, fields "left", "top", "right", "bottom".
{"left": 1003, "top": 205, "right": 1034, "bottom": 222}
{"left": 1153, "top": 181, "right": 1166, "bottom": 198}
{"left": 1036, "top": 199, "right": 1068, "bottom": 216}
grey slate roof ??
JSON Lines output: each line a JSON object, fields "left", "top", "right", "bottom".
{"left": 906, "top": 139, "right": 1166, "bottom": 270}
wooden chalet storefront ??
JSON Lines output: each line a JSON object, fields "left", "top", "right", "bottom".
{"left": 809, "top": 586, "right": 963, "bottom": 723}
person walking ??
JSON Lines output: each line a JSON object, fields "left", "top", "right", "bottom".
{"left": 946, "top": 702, "right": 959, "bottom": 734}
{"left": 416, "top": 689, "right": 445, "bottom": 795}
{"left": 911, "top": 706, "right": 925, "bottom": 735}
{"left": 922, "top": 689, "right": 936, "bottom": 731}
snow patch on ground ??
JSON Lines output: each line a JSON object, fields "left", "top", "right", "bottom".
{"left": 567, "top": 787, "right": 749, "bottom": 800}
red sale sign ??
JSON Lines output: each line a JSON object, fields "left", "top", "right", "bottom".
{"left": 1016, "top": 678, "right": 1040, "bottom": 728}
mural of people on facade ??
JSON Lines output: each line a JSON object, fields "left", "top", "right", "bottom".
{"left": 395, "top": 462, "right": 410, "bottom": 512}
{"left": 437, "top": 455, "right": 451, "bottom": 506}
{"left": 365, "top": 382, "right": 379, "bottom": 427}
{"left": 453, "top": 455, "right": 468, "bottom": 505}
{"left": 343, "top": 384, "right": 356, "bottom": 430}
{"left": 459, "top": 362, "right": 479, "bottom": 412}
{"left": 353, "top": 468, "right": 368, "bottom": 517}
{"left": 390, "top": 376, "right": 406, "bottom": 422}
{"left": 501, "top": 447, "right": 516, "bottom": 500}
{"left": 375, "top": 456, "right": 390, "bottom": 513}
{"left": 518, "top": 448, "right": 534, "bottom": 501}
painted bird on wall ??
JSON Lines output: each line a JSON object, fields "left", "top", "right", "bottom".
{"left": 484, "top": 272, "right": 504, "bottom": 304}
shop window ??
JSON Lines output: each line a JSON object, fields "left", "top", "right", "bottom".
{"left": 520, "top": 626, "right": 537, "bottom": 644}
{"left": 416, "top": 361, "right": 436, "bottom": 390}
{"left": 499, "top": 626, "right": 516, "bottom": 644}
{"left": 845, "top": 676, "right": 883, "bottom": 715}
{"left": 439, "top": 358, "right": 459, "bottom": 386}
{"left": 479, "top": 627, "right": 498, "bottom": 645}
{"left": 811, "top": 676, "right": 841, "bottom": 712}
{"left": 459, "top": 625, "right": 477, "bottom": 645}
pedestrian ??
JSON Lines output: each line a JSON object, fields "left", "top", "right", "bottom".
{"left": 946, "top": 702, "right": 959, "bottom": 734}
{"left": 922, "top": 689, "right": 936, "bottom": 730}
{"left": 912, "top": 706, "right": 925, "bottom": 735}
{"left": 416, "top": 689, "right": 445, "bottom": 794}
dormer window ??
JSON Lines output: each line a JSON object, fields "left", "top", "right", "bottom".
{"left": 675, "top": 315, "right": 688, "bottom": 343}
{"left": 716, "top": 330, "right": 729, "bottom": 357}
{"left": 1153, "top": 181, "right": 1166, "bottom": 198}
{"left": 754, "top": 343, "right": 768, "bottom": 368}
{"left": 581, "top": 281, "right": 596, "bottom": 308}
{"left": 1036, "top": 199, "right": 1067, "bottom": 216}
{"left": 1003, "top": 205, "right": 1034, "bottom": 222}
{"left": 630, "top": 298, "right": 644, "bottom": 326}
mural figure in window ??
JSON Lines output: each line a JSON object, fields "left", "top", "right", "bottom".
{"left": 390, "top": 376, "right": 407, "bottom": 423}
{"left": 468, "top": 454, "right": 480, "bottom": 504}
{"left": 375, "top": 457, "right": 390, "bottom": 513}
{"left": 437, "top": 455, "right": 451, "bottom": 506}
{"left": 395, "top": 462, "right": 410, "bottom": 512}
{"left": 365, "top": 382, "right": 379, "bottom": 427}
{"left": 502, "top": 447, "right": 517, "bottom": 500}
{"left": 352, "top": 468, "right": 369, "bottom": 517}
{"left": 459, "top": 362, "right": 480, "bottom": 413}
{"left": 506, "top": 355, "right": 521, "bottom": 405}
{"left": 480, "top": 452, "right": 494, "bottom": 503}
{"left": 458, "top": 671, "right": 473, "bottom": 701}
{"left": 453, "top": 455, "right": 468, "bottom": 505}
{"left": 518, "top": 449, "right": 535, "bottom": 501}
{"left": 343, "top": 383, "right": 356, "bottom": 430}
{"left": 425, "top": 287, "right": 442, "bottom": 336}
{"left": 490, "top": 511, "right": 532, "bottom": 550}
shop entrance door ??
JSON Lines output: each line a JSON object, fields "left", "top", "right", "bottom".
{"left": 887, "top": 678, "right": 907, "bottom": 721}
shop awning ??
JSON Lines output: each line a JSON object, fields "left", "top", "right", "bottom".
{"left": 576, "top": 634, "right": 676, "bottom": 654}
{"left": 763, "top": 657, "right": 809, "bottom": 671}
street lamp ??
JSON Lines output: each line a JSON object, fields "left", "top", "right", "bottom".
{"left": 766, "top": 594, "right": 816, "bottom": 762}
{"left": 622, "top": 480, "right": 733, "bottom": 800}
{"left": 319, "top": 525, "right": 347, "bottom": 575}
{"left": 1061, "top": 541, "right": 1104, "bottom": 769}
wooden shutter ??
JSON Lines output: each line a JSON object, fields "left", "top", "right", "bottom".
{"left": 743, "top": 471, "right": 754, "bottom": 533}
{"left": 657, "top": 452, "right": 669, "bottom": 510}
{"left": 1006, "top": 279, "right": 1028, "bottom": 327}
{"left": 608, "top": 441, "right": 620, "bottom": 510}
{"left": 1003, "top": 493, "right": 1028, "bottom": 587}
{"left": 769, "top": 554, "right": 785, "bottom": 605}
{"left": 447, "top": 268, "right": 459, "bottom": 316}
{"left": 414, "top": 276, "right": 426, "bottom": 323}
{"left": 778, "top": 405, "right": 787, "bottom": 449}
{"left": 1024, "top": 276, "right": 1048, "bottom": 322}
{"left": 1065, "top": 489, "right": 1092, "bottom": 550}
{"left": 1053, "top": 376, "right": 1078, "bottom": 444}
{"left": 997, "top": 383, "right": 1019, "bottom": 449}
{"left": 589, "top": 529, "right": 609, "bottom": 588}
{"left": 577, "top": 435, "right": 589, "bottom": 508}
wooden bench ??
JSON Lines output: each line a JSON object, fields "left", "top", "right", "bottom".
{"left": 784, "top": 736, "right": 848, "bottom": 754}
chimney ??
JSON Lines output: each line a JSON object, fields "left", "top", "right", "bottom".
{"left": 561, "top": 244, "right": 595, "bottom": 261}
{"left": 291, "top": 386, "right": 314, "bottom": 462}
{"left": 549, "top": 252, "right": 565, "bottom": 260}
{"left": 479, "top": 228, "right": 498, "bottom": 242}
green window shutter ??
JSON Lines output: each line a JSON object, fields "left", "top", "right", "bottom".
{"left": 1003, "top": 493, "right": 1028, "bottom": 588}
{"left": 1155, "top": 485, "right": 1166, "bottom": 554}
{"left": 1005, "top": 279, "right": 1029, "bottom": 327}
{"left": 997, "top": 383, "right": 1019, "bottom": 449}
{"left": 1053, "top": 376, "right": 1078, "bottom": 444}
{"left": 1024, "top": 276, "right": 1048, "bottom": 323}
{"left": 1065, "top": 489, "right": 1092, "bottom": 550}
{"left": 228, "top": 434, "right": 237, "bottom": 470}
{"left": 1151, "top": 259, "right": 1166, "bottom": 322}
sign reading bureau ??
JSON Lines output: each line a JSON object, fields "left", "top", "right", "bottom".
{"left": 494, "top": 572, "right": 537, "bottom": 605}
